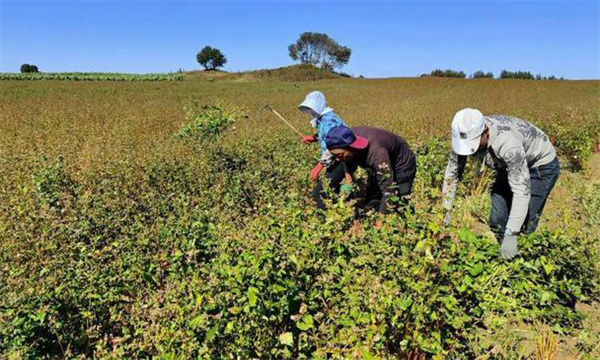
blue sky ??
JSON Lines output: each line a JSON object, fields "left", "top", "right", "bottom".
{"left": 1, "top": 0, "right": 599, "bottom": 79}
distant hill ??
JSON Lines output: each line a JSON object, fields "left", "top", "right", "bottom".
{"left": 244, "top": 64, "right": 342, "bottom": 81}
{"left": 185, "top": 64, "right": 344, "bottom": 82}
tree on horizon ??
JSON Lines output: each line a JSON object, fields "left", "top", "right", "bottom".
{"left": 288, "top": 32, "right": 351, "bottom": 71}
{"left": 196, "top": 46, "right": 227, "bottom": 71}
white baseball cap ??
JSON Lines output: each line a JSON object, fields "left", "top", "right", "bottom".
{"left": 451, "top": 108, "right": 486, "bottom": 155}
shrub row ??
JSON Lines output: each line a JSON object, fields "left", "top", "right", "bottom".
{"left": 421, "top": 69, "right": 565, "bottom": 80}
{"left": 0, "top": 72, "right": 185, "bottom": 81}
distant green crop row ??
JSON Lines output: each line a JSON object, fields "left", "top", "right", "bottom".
{"left": 0, "top": 72, "right": 185, "bottom": 81}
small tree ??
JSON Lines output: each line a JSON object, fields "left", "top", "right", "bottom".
{"left": 428, "top": 69, "right": 466, "bottom": 78}
{"left": 196, "top": 46, "right": 227, "bottom": 71}
{"left": 20, "top": 64, "right": 39, "bottom": 73}
{"left": 500, "top": 70, "right": 535, "bottom": 80}
{"left": 288, "top": 32, "right": 352, "bottom": 70}
{"left": 430, "top": 69, "right": 445, "bottom": 77}
{"left": 472, "top": 70, "right": 494, "bottom": 79}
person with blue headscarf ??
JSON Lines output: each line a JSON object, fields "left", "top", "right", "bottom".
{"left": 298, "top": 91, "right": 348, "bottom": 181}
{"left": 298, "top": 91, "right": 356, "bottom": 209}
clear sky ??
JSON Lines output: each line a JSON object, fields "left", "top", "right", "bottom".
{"left": 1, "top": 0, "right": 599, "bottom": 79}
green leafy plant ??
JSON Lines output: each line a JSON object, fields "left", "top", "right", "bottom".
{"left": 3, "top": 132, "right": 598, "bottom": 358}
{"left": 542, "top": 122, "right": 597, "bottom": 170}
{"left": 0, "top": 72, "right": 184, "bottom": 81}
{"left": 177, "top": 103, "right": 242, "bottom": 142}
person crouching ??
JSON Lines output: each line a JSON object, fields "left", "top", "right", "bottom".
{"left": 318, "top": 125, "right": 417, "bottom": 215}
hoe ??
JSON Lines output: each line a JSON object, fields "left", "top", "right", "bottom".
{"left": 258, "top": 104, "right": 304, "bottom": 138}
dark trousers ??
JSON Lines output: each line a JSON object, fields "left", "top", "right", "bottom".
{"left": 312, "top": 158, "right": 416, "bottom": 212}
{"left": 489, "top": 157, "right": 560, "bottom": 241}
{"left": 311, "top": 162, "right": 347, "bottom": 210}
{"left": 363, "top": 161, "right": 416, "bottom": 212}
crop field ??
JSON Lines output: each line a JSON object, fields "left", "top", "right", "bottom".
{"left": 0, "top": 72, "right": 184, "bottom": 81}
{"left": 1, "top": 74, "right": 599, "bottom": 358}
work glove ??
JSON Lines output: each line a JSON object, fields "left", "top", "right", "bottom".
{"left": 443, "top": 212, "right": 452, "bottom": 227}
{"left": 301, "top": 135, "right": 318, "bottom": 144}
{"left": 500, "top": 234, "right": 518, "bottom": 260}
{"left": 340, "top": 184, "right": 353, "bottom": 195}
{"left": 310, "top": 163, "right": 324, "bottom": 181}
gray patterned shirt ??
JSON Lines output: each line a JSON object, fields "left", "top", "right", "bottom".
{"left": 442, "top": 115, "right": 556, "bottom": 234}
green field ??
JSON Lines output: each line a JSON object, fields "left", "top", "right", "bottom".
{"left": 1, "top": 74, "right": 599, "bottom": 358}
{"left": 0, "top": 72, "right": 184, "bottom": 81}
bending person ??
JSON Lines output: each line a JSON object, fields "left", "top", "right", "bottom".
{"left": 320, "top": 126, "right": 417, "bottom": 215}
{"left": 442, "top": 108, "right": 560, "bottom": 260}
{"left": 298, "top": 91, "right": 352, "bottom": 207}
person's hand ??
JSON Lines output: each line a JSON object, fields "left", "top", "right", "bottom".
{"left": 443, "top": 212, "right": 452, "bottom": 227}
{"left": 374, "top": 220, "right": 383, "bottom": 230}
{"left": 500, "top": 234, "right": 518, "bottom": 260}
{"left": 302, "top": 135, "right": 317, "bottom": 144}
{"left": 310, "top": 163, "right": 324, "bottom": 181}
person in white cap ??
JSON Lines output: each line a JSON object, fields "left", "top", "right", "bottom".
{"left": 442, "top": 108, "right": 560, "bottom": 259}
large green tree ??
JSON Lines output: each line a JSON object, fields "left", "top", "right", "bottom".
{"left": 20, "top": 64, "right": 39, "bottom": 73}
{"left": 196, "top": 46, "right": 227, "bottom": 71}
{"left": 288, "top": 32, "right": 351, "bottom": 70}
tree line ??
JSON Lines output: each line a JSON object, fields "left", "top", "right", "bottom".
{"left": 421, "top": 69, "right": 565, "bottom": 80}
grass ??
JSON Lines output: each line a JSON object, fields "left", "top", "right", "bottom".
{"left": 0, "top": 76, "right": 599, "bottom": 358}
